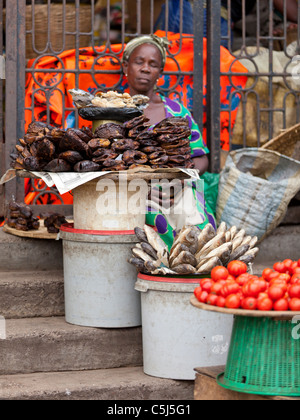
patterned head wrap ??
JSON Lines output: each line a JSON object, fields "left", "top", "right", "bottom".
{"left": 122, "top": 35, "right": 170, "bottom": 68}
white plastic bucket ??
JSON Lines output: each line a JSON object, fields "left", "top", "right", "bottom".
{"left": 135, "top": 273, "right": 234, "bottom": 380}
{"left": 60, "top": 224, "right": 141, "bottom": 328}
{"left": 73, "top": 175, "right": 148, "bottom": 231}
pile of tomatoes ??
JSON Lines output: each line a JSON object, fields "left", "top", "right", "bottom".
{"left": 194, "top": 259, "right": 300, "bottom": 311}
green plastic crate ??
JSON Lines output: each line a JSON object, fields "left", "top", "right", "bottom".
{"left": 217, "top": 316, "right": 300, "bottom": 397}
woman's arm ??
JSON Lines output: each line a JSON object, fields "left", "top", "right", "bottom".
{"left": 273, "top": 0, "right": 299, "bottom": 22}
{"left": 192, "top": 155, "right": 209, "bottom": 176}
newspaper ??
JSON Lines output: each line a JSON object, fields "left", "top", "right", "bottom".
{"left": 0, "top": 168, "right": 199, "bottom": 196}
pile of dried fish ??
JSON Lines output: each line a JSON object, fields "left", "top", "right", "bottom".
{"left": 69, "top": 89, "right": 149, "bottom": 111}
{"left": 11, "top": 115, "right": 195, "bottom": 172}
{"left": 6, "top": 199, "right": 40, "bottom": 232}
{"left": 129, "top": 223, "right": 260, "bottom": 276}
{"left": 43, "top": 213, "right": 68, "bottom": 234}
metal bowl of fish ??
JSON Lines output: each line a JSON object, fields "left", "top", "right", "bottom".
{"left": 129, "top": 223, "right": 259, "bottom": 277}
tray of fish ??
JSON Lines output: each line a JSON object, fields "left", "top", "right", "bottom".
{"left": 128, "top": 222, "right": 259, "bottom": 276}
{"left": 11, "top": 114, "right": 195, "bottom": 173}
{"left": 76, "top": 90, "right": 149, "bottom": 122}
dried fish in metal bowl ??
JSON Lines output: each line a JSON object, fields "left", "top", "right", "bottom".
{"left": 68, "top": 88, "right": 95, "bottom": 108}
{"left": 128, "top": 223, "right": 261, "bottom": 277}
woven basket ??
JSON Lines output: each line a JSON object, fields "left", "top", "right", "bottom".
{"left": 261, "top": 122, "right": 300, "bottom": 162}
{"left": 4, "top": 4, "right": 92, "bottom": 59}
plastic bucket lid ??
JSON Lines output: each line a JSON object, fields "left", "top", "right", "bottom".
{"left": 136, "top": 273, "right": 203, "bottom": 293}
{"left": 60, "top": 223, "right": 135, "bottom": 236}
{"left": 59, "top": 223, "right": 137, "bottom": 244}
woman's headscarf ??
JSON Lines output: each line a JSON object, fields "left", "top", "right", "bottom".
{"left": 122, "top": 34, "right": 170, "bottom": 68}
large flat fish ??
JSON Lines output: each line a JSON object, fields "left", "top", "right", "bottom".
{"left": 172, "top": 264, "right": 196, "bottom": 275}
{"left": 152, "top": 267, "right": 178, "bottom": 276}
{"left": 203, "top": 242, "right": 233, "bottom": 266}
{"left": 170, "top": 251, "right": 197, "bottom": 269}
{"left": 196, "top": 257, "right": 222, "bottom": 274}
{"left": 171, "top": 225, "right": 199, "bottom": 252}
{"left": 143, "top": 225, "right": 169, "bottom": 267}
{"left": 195, "top": 232, "right": 226, "bottom": 261}
{"left": 169, "top": 243, "right": 190, "bottom": 265}
{"left": 196, "top": 224, "right": 216, "bottom": 254}
{"left": 228, "top": 244, "right": 250, "bottom": 262}
{"left": 238, "top": 247, "right": 259, "bottom": 264}
{"left": 128, "top": 257, "right": 145, "bottom": 272}
{"left": 134, "top": 227, "right": 148, "bottom": 243}
{"left": 132, "top": 247, "right": 155, "bottom": 263}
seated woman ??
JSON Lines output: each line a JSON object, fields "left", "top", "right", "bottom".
{"left": 122, "top": 34, "right": 210, "bottom": 176}
{"left": 122, "top": 35, "right": 217, "bottom": 243}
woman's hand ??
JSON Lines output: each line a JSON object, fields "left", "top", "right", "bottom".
{"left": 192, "top": 155, "right": 209, "bottom": 176}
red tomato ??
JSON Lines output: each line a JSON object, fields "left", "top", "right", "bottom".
{"left": 199, "top": 291, "right": 209, "bottom": 303}
{"left": 268, "top": 285, "right": 286, "bottom": 301}
{"left": 273, "top": 298, "right": 289, "bottom": 312}
{"left": 262, "top": 268, "right": 273, "bottom": 281}
{"left": 221, "top": 282, "right": 240, "bottom": 298}
{"left": 257, "top": 297, "right": 273, "bottom": 311}
{"left": 216, "top": 296, "right": 226, "bottom": 308}
{"left": 276, "top": 273, "right": 291, "bottom": 283}
{"left": 257, "top": 278, "right": 268, "bottom": 293}
{"left": 200, "top": 279, "right": 214, "bottom": 293}
{"left": 293, "top": 267, "right": 300, "bottom": 275}
{"left": 289, "top": 298, "right": 300, "bottom": 311}
{"left": 291, "top": 274, "right": 300, "bottom": 284}
{"left": 200, "top": 278, "right": 213, "bottom": 288}
{"left": 273, "top": 262, "right": 287, "bottom": 274}
{"left": 226, "top": 274, "right": 236, "bottom": 282}
{"left": 283, "top": 259, "right": 294, "bottom": 273}
{"left": 257, "top": 292, "right": 269, "bottom": 303}
{"left": 207, "top": 294, "right": 218, "bottom": 306}
{"left": 298, "top": 259, "right": 300, "bottom": 268}
{"left": 194, "top": 287, "right": 202, "bottom": 301}
{"left": 227, "top": 260, "right": 248, "bottom": 277}
{"left": 211, "top": 266, "right": 229, "bottom": 282}
{"left": 236, "top": 273, "right": 251, "bottom": 286}
{"left": 241, "top": 297, "right": 257, "bottom": 310}
{"left": 269, "top": 279, "right": 288, "bottom": 293}
{"left": 242, "top": 282, "right": 250, "bottom": 297}
{"left": 225, "top": 294, "right": 241, "bottom": 309}
{"left": 210, "top": 282, "right": 223, "bottom": 295}
{"left": 288, "top": 284, "right": 300, "bottom": 299}
{"left": 268, "top": 271, "right": 281, "bottom": 281}
{"left": 247, "top": 281, "right": 262, "bottom": 298}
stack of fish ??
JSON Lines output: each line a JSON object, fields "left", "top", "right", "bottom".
{"left": 43, "top": 213, "right": 68, "bottom": 234}
{"left": 11, "top": 115, "right": 195, "bottom": 173}
{"left": 7, "top": 200, "right": 40, "bottom": 232}
{"left": 129, "top": 223, "right": 260, "bottom": 276}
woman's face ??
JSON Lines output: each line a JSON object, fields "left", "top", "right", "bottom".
{"left": 123, "top": 43, "right": 163, "bottom": 96}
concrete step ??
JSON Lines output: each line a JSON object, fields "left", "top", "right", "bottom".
{"left": 0, "top": 228, "right": 63, "bottom": 271}
{"left": 0, "top": 270, "right": 64, "bottom": 319}
{"left": 0, "top": 317, "right": 143, "bottom": 375}
{"left": 1, "top": 224, "right": 299, "bottom": 273}
{"left": 256, "top": 225, "right": 300, "bottom": 263}
{"left": 0, "top": 366, "right": 194, "bottom": 400}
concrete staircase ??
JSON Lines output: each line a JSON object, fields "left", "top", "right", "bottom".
{"left": 0, "top": 224, "right": 299, "bottom": 400}
{"left": 0, "top": 228, "right": 194, "bottom": 400}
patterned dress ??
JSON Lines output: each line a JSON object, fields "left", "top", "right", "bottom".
{"left": 146, "top": 95, "right": 217, "bottom": 252}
